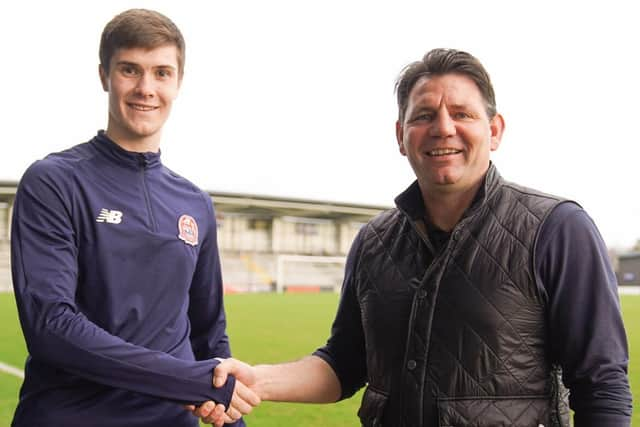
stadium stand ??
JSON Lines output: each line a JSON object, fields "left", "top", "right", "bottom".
{"left": 0, "top": 182, "right": 387, "bottom": 293}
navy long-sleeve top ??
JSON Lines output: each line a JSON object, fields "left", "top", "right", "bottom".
{"left": 316, "top": 187, "right": 632, "bottom": 426}
{"left": 11, "top": 132, "right": 242, "bottom": 427}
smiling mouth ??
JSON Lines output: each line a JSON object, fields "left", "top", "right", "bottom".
{"left": 128, "top": 103, "right": 158, "bottom": 112}
{"left": 427, "top": 148, "right": 462, "bottom": 157}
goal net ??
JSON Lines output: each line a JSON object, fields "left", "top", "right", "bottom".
{"left": 275, "top": 254, "right": 346, "bottom": 294}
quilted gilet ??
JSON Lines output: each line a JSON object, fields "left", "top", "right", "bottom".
{"left": 355, "top": 165, "right": 570, "bottom": 427}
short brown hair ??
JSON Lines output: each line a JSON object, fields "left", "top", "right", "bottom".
{"left": 99, "top": 9, "right": 186, "bottom": 77}
{"left": 395, "top": 48, "right": 496, "bottom": 122}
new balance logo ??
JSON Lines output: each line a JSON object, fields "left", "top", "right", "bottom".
{"left": 96, "top": 209, "right": 123, "bottom": 224}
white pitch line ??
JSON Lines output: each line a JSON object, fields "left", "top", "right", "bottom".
{"left": 0, "top": 361, "right": 24, "bottom": 379}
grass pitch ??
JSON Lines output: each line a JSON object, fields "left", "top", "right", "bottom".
{"left": 0, "top": 292, "right": 637, "bottom": 426}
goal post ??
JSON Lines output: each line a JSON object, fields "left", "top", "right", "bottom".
{"left": 275, "top": 254, "right": 346, "bottom": 294}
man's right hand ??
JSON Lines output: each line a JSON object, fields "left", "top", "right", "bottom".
{"left": 214, "top": 358, "right": 257, "bottom": 391}
{"left": 185, "top": 358, "right": 260, "bottom": 426}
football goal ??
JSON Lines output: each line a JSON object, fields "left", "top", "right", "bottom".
{"left": 275, "top": 254, "right": 346, "bottom": 294}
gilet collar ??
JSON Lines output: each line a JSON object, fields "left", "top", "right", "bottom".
{"left": 395, "top": 162, "right": 502, "bottom": 221}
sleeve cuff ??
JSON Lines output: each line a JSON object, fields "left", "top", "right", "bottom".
{"left": 208, "top": 359, "right": 237, "bottom": 408}
{"left": 312, "top": 349, "right": 348, "bottom": 400}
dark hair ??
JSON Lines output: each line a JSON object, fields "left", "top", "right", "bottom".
{"left": 99, "top": 9, "right": 185, "bottom": 77}
{"left": 395, "top": 48, "right": 496, "bottom": 122}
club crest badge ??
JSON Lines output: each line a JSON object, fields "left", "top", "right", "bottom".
{"left": 178, "top": 214, "right": 199, "bottom": 246}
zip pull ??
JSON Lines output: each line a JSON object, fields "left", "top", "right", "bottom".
{"left": 137, "top": 154, "right": 149, "bottom": 168}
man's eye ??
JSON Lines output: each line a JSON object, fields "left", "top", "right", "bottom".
{"left": 413, "top": 113, "right": 433, "bottom": 122}
{"left": 157, "top": 69, "right": 172, "bottom": 78}
{"left": 453, "top": 112, "right": 470, "bottom": 119}
{"left": 121, "top": 66, "right": 138, "bottom": 76}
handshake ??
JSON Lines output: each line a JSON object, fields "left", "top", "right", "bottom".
{"left": 185, "top": 356, "right": 341, "bottom": 426}
{"left": 185, "top": 358, "right": 260, "bottom": 426}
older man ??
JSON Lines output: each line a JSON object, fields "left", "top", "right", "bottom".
{"left": 202, "top": 48, "right": 632, "bottom": 427}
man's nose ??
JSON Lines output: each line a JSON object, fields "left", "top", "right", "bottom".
{"left": 134, "top": 73, "right": 155, "bottom": 97}
{"left": 429, "top": 110, "right": 456, "bottom": 137}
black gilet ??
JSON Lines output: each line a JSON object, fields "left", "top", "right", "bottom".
{"left": 355, "top": 165, "right": 570, "bottom": 427}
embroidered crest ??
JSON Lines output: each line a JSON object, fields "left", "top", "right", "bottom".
{"left": 178, "top": 214, "right": 199, "bottom": 246}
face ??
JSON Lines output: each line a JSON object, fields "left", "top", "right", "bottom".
{"left": 99, "top": 44, "right": 181, "bottom": 152}
{"left": 396, "top": 74, "right": 504, "bottom": 196}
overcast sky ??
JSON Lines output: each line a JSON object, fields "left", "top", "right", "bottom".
{"left": 1, "top": 1, "right": 639, "bottom": 249}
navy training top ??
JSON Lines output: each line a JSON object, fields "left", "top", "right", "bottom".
{"left": 11, "top": 132, "right": 243, "bottom": 427}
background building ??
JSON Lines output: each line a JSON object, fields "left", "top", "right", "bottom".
{"left": 0, "top": 182, "right": 13, "bottom": 292}
{"left": 617, "top": 252, "right": 640, "bottom": 287}
{"left": 0, "top": 181, "right": 387, "bottom": 293}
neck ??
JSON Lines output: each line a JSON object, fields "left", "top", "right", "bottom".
{"left": 421, "top": 181, "right": 482, "bottom": 232}
{"left": 105, "top": 128, "right": 161, "bottom": 154}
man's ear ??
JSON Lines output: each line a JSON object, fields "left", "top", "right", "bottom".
{"left": 99, "top": 64, "right": 109, "bottom": 92}
{"left": 489, "top": 113, "right": 505, "bottom": 151}
{"left": 396, "top": 120, "right": 407, "bottom": 156}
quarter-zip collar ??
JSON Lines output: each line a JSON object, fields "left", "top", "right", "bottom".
{"left": 91, "top": 130, "right": 162, "bottom": 170}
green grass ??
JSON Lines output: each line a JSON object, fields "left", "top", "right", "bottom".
{"left": 621, "top": 294, "right": 640, "bottom": 425}
{"left": 0, "top": 293, "right": 26, "bottom": 423}
{"left": 222, "top": 293, "right": 361, "bottom": 426}
{"left": 0, "top": 292, "right": 638, "bottom": 426}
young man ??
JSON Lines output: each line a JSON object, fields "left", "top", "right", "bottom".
{"left": 11, "top": 9, "right": 258, "bottom": 427}
{"left": 201, "top": 49, "right": 632, "bottom": 426}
